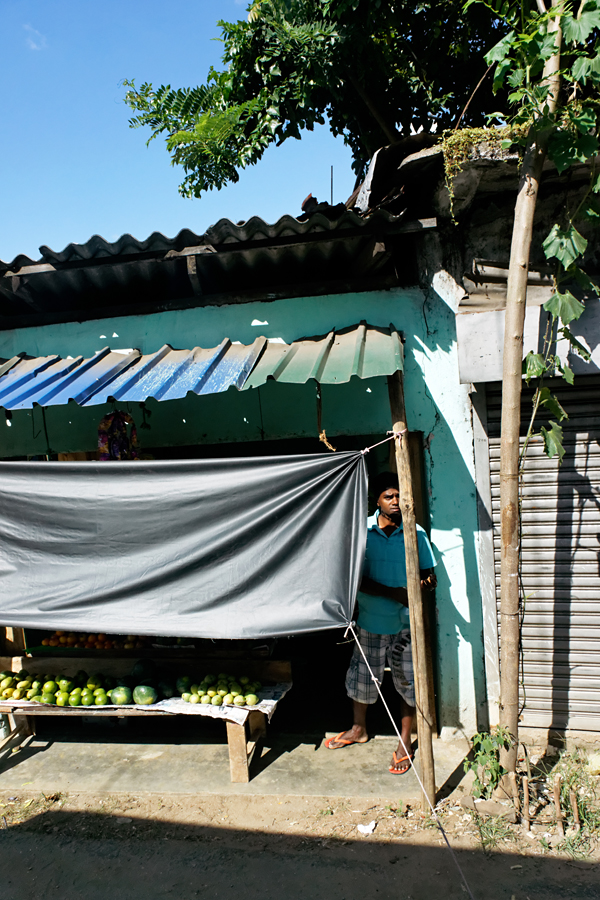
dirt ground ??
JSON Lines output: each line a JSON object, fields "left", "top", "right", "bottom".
{"left": 0, "top": 788, "right": 597, "bottom": 900}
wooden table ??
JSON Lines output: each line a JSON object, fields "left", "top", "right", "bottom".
{"left": 0, "top": 656, "right": 291, "bottom": 783}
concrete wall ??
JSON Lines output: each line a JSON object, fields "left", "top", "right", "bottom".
{"left": 0, "top": 288, "right": 487, "bottom": 734}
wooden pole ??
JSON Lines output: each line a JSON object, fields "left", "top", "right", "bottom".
{"left": 553, "top": 774, "right": 564, "bottom": 839}
{"left": 522, "top": 775, "right": 530, "bottom": 831}
{"left": 388, "top": 371, "right": 436, "bottom": 809}
{"left": 498, "top": 2, "right": 562, "bottom": 785}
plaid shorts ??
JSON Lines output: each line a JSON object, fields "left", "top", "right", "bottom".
{"left": 345, "top": 625, "right": 415, "bottom": 707}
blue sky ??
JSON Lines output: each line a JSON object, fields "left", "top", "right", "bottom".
{"left": 0, "top": 0, "right": 356, "bottom": 264}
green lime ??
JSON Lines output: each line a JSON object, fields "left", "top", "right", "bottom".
{"left": 57, "top": 679, "right": 74, "bottom": 693}
{"left": 93, "top": 687, "right": 106, "bottom": 697}
{"left": 56, "top": 691, "right": 70, "bottom": 706}
{"left": 200, "top": 695, "right": 211, "bottom": 704}
{"left": 189, "top": 693, "right": 200, "bottom": 704}
{"left": 42, "top": 681, "right": 58, "bottom": 694}
{"left": 211, "top": 695, "right": 223, "bottom": 706}
{"left": 81, "top": 694, "right": 94, "bottom": 707}
{"left": 70, "top": 687, "right": 82, "bottom": 696}
{"left": 94, "top": 693, "right": 108, "bottom": 706}
{"left": 41, "top": 693, "right": 56, "bottom": 704}
{"left": 68, "top": 694, "right": 82, "bottom": 707}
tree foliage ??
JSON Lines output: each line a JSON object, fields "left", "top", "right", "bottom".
{"left": 124, "top": 0, "right": 503, "bottom": 197}
{"left": 473, "top": 0, "right": 600, "bottom": 461}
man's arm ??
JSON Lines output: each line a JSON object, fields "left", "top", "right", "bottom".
{"left": 360, "top": 569, "right": 437, "bottom": 607}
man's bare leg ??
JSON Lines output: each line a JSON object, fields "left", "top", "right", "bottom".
{"left": 390, "top": 697, "right": 415, "bottom": 772}
{"left": 326, "top": 700, "right": 369, "bottom": 749}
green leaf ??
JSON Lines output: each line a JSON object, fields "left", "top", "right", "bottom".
{"left": 542, "top": 225, "right": 588, "bottom": 268}
{"left": 580, "top": 198, "right": 600, "bottom": 226}
{"left": 569, "top": 266, "right": 600, "bottom": 296}
{"left": 560, "top": 362, "right": 575, "bottom": 385}
{"left": 570, "top": 107, "right": 597, "bottom": 135}
{"left": 523, "top": 351, "right": 547, "bottom": 381}
{"left": 507, "top": 67, "right": 525, "bottom": 88}
{"left": 572, "top": 53, "right": 600, "bottom": 85}
{"left": 485, "top": 30, "right": 515, "bottom": 65}
{"left": 548, "top": 131, "right": 600, "bottom": 174}
{"left": 540, "top": 421, "right": 565, "bottom": 462}
{"left": 559, "top": 326, "right": 592, "bottom": 361}
{"left": 544, "top": 289, "right": 586, "bottom": 325}
{"left": 538, "top": 386, "right": 568, "bottom": 421}
{"left": 563, "top": 2, "right": 600, "bottom": 45}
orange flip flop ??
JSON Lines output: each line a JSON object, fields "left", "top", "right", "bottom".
{"left": 389, "top": 751, "right": 414, "bottom": 774}
{"left": 325, "top": 731, "right": 368, "bottom": 750}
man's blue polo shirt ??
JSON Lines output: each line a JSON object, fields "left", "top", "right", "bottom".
{"left": 356, "top": 512, "right": 437, "bottom": 636}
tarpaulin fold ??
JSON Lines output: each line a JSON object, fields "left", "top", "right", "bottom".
{"left": 0, "top": 452, "right": 367, "bottom": 639}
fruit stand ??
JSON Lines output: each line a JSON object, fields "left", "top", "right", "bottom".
{"left": 0, "top": 640, "right": 292, "bottom": 783}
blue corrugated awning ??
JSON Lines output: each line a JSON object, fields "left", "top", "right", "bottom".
{"left": 0, "top": 323, "right": 403, "bottom": 410}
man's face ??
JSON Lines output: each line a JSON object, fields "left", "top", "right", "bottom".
{"left": 378, "top": 487, "right": 400, "bottom": 520}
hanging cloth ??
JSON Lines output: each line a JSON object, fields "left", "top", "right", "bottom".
{"left": 98, "top": 410, "right": 139, "bottom": 461}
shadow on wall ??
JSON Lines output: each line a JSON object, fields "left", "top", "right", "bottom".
{"left": 550, "top": 402, "right": 600, "bottom": 733}
{"left": 400, "top": 288, "right": 489, "bottom": 735}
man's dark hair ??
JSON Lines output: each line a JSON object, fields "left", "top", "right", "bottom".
{"left": 371, "top": 471, "right": 399, "bottom": 502}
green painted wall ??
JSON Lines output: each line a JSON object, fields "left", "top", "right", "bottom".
{"left": 0, "top": 288, "right": 487, "bottom": 734}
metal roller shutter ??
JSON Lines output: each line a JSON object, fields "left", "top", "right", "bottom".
{"left": 487, "top": 375, "right": 600, "bottom": 731}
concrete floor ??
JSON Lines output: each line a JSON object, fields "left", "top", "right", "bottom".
{"left": 0, "top": 728, "right": 469, "bottom": 799}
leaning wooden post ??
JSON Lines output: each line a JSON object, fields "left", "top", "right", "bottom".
{"left": 388, "top": 371, "right": 436, "bottom": 809}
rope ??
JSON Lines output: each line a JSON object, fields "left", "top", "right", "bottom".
{"left": 345, "top": 622, "right": 477, "bottom": 900}
{"left": 361, "top": 429, "right": 407, "bottom": 456}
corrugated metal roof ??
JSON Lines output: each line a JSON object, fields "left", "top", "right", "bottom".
{"left": 1, "top": 210, "right": 406, "bottom": 272}
{"left": 0, "top": 211, "right": 434, "bottom": 330}
{"left": 0, "top": 323, "right": 402, "bottom": 410}
{"left": 242, "top": 323, "right": 403, "bottom": 388}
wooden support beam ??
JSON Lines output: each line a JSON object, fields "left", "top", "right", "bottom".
{"left": 387, "top": 370, "right": 436, "bottom": 809}
{"left": 226, "top": 720, "right": 251, "bottom": 783}
{"left": 186, "top": 255, "right": 203, "bottom": 296}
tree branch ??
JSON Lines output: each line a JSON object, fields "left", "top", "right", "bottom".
{"left": 348, "top": 73, "right": 401, "bottom": 144}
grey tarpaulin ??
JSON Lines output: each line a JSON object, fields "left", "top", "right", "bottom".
{"left": 0, "top": 452, "right": 367, "bottom": 639}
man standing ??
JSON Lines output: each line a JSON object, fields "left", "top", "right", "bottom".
{"left": 326, "top": 472, "right": 437, "bottom": 774}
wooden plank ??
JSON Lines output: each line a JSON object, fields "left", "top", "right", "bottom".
{"left": 3, "top": 656, "right": 291, "bottom": 683}
{"left": 1, "top": 706, "right": 174, "bottom": 717}
{"left": 388, "top": 370, "right": 436, "bottom": 808}
{"left": 187, "top": 255, "right": 202, "bottom": 296}
{"left": 226, "top": 720, "right": 250, "bottom": 783}
{"left": 0, "top": 716, "right": 33, "bottom": 755}
{"left": 247, "top": 710, "right": 267, "bottom": 743}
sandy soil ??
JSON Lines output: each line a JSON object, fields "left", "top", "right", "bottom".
{"left": 0, "top": 789, "right": 597, "bottom": 900}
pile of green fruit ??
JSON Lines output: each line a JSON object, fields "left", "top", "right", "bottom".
{"left": 0, "top": 660, "right": 164, "bottom": 708}
{"left": 1, "top": 662, "right": 264, "bottom": 710}
{"left": 177, "top": 672, "right": 261, "bottom": 708}
{"left": 0, "top": 668, "right": 118, "bottom": 707}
